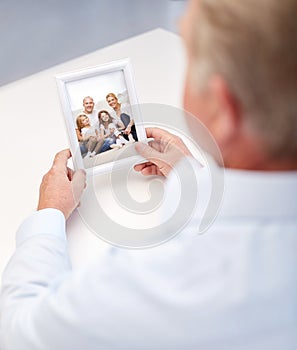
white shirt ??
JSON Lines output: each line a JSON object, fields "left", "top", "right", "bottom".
{"left": 1, "top": 158, "right": 297, "bottom": 350}
{"left": 81, "top": 109, "right": 99, "bottom": 128}
{"left": 109, "top": 104, "right": 132, "bottom": 123}
{"left": 81, "top": 125, "right": 97, "bottom": 139}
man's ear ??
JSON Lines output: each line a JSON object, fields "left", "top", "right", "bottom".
{"left": 207, "top": 75, "right": 242, "bottom": 147}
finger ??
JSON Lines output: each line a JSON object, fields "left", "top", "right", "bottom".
{"left": 134, "top": 162, "right": 161, "bottom": 176}
{"left": 134, "top": 161, "right": 154, "bottom": 172}
{"left": 148, "top": 139, "right": 164, "bottom": 153}
{"left": 141, "top": 165, "right": 164, "bottom": 177}
{"left": 67, "top": 167, "right": 74, "bottom": 181}
{"left": 134, "top": 164, "right": 146, "bottom": 172}
{"left": 52, "top": 149, "right": 71, "bottom": 173}
{"left": 146, "top": 128, "right": 192, "bottom": 156}
{"left": 135, "top": 142, "right": 163, "bottom": 162}
{"left": 71, "top": 169, "right": 87, "bottom": 202}
{"left": 145, "top": 127, "right": 174, "bottom": 140}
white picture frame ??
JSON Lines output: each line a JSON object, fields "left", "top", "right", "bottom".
{"left": 56, "top": 59, "right": 147, "bottom": 176}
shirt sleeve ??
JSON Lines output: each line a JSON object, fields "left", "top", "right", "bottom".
{"left": 0, "top": 208, "right": 71, "bottom": 349}
{"left": 0, "top": 157, "right": 212, "bottom": 350}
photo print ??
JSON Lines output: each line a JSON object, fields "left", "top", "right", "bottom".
{"left": 56, "top": 59, "right": 146, "bottom": 175}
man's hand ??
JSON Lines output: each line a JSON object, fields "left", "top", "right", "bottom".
{"left": 37, "top": 149, "right": 86, "bottom": 220}
{"left": 134, "top": 127, "right": 192, "bottom": 177}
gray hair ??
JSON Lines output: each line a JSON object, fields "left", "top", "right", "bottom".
{"left": 190, "top": 0, "right": 297, "bottom": 157}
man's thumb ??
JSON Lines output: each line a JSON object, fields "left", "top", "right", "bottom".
{"left": 135, "top": 142, "right": 162, "bottom": 162}
{"left": 71, "top": 169, "right": 86, "bottom": 201}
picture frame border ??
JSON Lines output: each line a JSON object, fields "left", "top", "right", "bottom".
{"left": 55, "top": 58, "right": 146, "bottom": 176}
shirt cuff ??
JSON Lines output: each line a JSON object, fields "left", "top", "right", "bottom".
{"left": 16, "top": 208, "right": 66, "bottom": 245}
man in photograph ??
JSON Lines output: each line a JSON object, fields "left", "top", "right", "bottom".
{"left": 75, "top": 96, "right": 98, "bottom": 155}
{"left": 76, "top": 96, "right": 111, "bottom": 156}
{"left": 81, "top": 96, "right": 99, "bottom": 128}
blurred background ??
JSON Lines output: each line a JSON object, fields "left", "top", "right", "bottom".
{"left": 0, "top": 0, "right": 187, "bottom": 86}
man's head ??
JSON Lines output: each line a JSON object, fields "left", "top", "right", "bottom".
{"left": 181, "top": 0, "right": 297, "bottom": 169}
{"left": 83, "top": 96, "right": 95, "bottom": 114}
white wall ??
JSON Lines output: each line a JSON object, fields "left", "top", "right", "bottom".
{"left": 0, "top": 0, "right": 187, "bottom": 86}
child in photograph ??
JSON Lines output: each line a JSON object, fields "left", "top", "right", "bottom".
{"left": 98, "top": 109, "right": 128, "bottom": 135}
{"left": 98, "top": 110, "right": 114, "bottom": 137}
{"left": 76, "top": 114, "right": 104, "bottom": 157}
{"left": 98, "top": 110, "right": 118, "bottom": 149}
{"left": 98, "top": 110, "right": 135, "bottom": 149}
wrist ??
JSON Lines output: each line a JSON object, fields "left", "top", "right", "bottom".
{"left": 37, "top": 201, "right": 72, "bottom": 220}
{"left": 17, "top": 208, "right": 66, "bottom": 244}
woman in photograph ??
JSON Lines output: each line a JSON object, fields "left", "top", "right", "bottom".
{"left": 76, "top": 114, "right": 104, "bottom": 158}
{"left": 105, "top": 92, "right": 138, "bottom": 141}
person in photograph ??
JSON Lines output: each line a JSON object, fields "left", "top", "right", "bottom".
{"left": 1, "top": 0, "right": 297, "bottom": 349}
{"left": 108, "top": 123, "right": 131, "bottom": 149}
{"left": 81, "top": 96, "right": 99, "bottom": 128}
{"left": 106, "top": 92, "right": 138, "bottom": 141}
{"left": 97, "top": 109, "right": 118, "bottom": 149}
{"left": 75, "top": 116, "right": 88, "bottom": 157}
{"left": 76, "top": 114, "right": 104, "bottom": 158}
{"left": 98, "top": 109, "right": 118, "bottom": 136}
{"left": 75, "top": 96, "right": 101, "bottom": 156}
{"left": 99, "top": 109, "right": 136, "bottom": 144}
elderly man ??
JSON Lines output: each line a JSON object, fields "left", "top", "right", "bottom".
{"left": 81, "top": 96, "right": 99, "bottom": 128}
{"left": 1, "top": 1, "right": 297, "bottom": 349}
{"left": 77, "top": 96, "right": 111, "bottom": 156}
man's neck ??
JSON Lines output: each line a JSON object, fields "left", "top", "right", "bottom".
{"left": 220, "top": 129, "right": 297, "bottom": 171}
{"left": 224, "top": 152, "right": 297, "bottom": 171}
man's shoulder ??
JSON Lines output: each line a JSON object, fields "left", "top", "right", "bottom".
{"left": 92, "top": 109, "right": 99, "bottom": 116}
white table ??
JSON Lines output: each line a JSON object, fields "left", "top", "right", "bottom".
{"left": 0, "top": 29, "right": 186, "bottom": 278}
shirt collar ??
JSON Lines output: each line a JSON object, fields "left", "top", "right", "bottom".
{"left": 219, "top": 167, "right": 297, "bottom": 219}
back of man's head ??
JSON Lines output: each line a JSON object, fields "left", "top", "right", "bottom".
{"left": 190, "top": 0, "right": 297, "bottom": 158}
